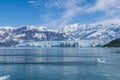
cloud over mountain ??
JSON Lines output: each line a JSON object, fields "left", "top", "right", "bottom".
{"left": 28, "top": 0, "right": 120, "bottom": 28}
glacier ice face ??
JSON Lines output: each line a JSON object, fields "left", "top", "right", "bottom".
{"left": 14, "top": 40, "right": 110, "bottom": 48}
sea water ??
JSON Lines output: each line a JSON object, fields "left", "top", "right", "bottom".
{"left": 0, "top": 48, "right": 120, "bottom": 80}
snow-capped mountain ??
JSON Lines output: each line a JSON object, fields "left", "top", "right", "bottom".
{"left": 0, "top": 23, "right": 120, "bottom": 47}
{"left": 59, "top": 23, "right": 120, "bottom": 40}
{"left": 0, "top": 26, "right": 71, "bottom": 47}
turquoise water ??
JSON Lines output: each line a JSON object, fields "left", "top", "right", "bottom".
{"left": 0, "top": 48, "right": 120, "bottom": 80}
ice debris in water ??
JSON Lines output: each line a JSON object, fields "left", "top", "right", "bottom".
{"left": 0, "top": 75, "right": 10, "bottom": 80}
{"left": 95, "top": 58, "right": 106, "bottom": 63}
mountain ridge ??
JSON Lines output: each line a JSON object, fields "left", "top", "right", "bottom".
{"left": 0, "top": 24, "right": 120, "bottom": 47}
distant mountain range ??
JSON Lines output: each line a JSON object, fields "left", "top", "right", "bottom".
{"left": 59, "top": 24, "right": 120, "bottom": 40}
{"left": 0, "top": 23, "right": 120, "bottom": 47}
{"left": 0, "top": 26, "right": 70, "bottom": 47}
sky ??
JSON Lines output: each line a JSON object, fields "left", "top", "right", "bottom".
{"left": 0, "top": 0, "right": 120, "bottom": 29}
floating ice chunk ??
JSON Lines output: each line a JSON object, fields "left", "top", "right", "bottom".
{"left": 0, "top": 75, "right": 10, "bottom": 80}
{"left": 95, "top": 58, "right": 106, "bottom": 63}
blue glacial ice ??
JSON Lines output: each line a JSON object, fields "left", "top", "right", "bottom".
{"left": 14, "top": 40, "right": 110, "bottom": 48}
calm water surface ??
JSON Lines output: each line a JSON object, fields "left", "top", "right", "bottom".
{"left": 0, "top": 48, "right": 120, "bottom": 80}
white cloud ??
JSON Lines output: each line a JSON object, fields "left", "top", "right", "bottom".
{"left": 88, "top": 0, "right": 117, "bottom": 12}
{"left": 28, "top": 0, "right": 36, "bottom": 4}
{"left": 28, "top": 0, "right": 120, "bottom": 28}
{"left": 94, "top": 18, "right": 120, "bottom": 24}
{"left": 87, "top": 0, "right": 120, "bottom": 16}
{"left": 28, "top": 0, "right": 41, "bottom": 7}
{"left": 44, "top": 0, "right": 84, "bottom": 27}
{"left": 87, "top": 0, "right": 120, "bottom": 25}
{"left": 44, "top": 0, "right": 66, "bottom": 8}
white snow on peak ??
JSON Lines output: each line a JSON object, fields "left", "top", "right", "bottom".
{"left": 38, "top": 26, "right": 48, "bottom": 31}
{"left": 33, "top": 33, "right": 47, "bottom": 39}
{"left": 13, "top": 34, "right": 26, "bottom": 38}
{"left": 0, "top": 26, "right": 14, "bottom": 29}
{"left": 59, "top": 23, "right": 87, "bottom": 34}
{"left": 26, "top": 26, "right": 37, "bottom": 30}
{"left": 59, "top": 23, "right": 120, "bottom": 40}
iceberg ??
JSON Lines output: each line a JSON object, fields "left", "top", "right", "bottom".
{"left": 14, "top": 40, "right": 110, "bottom": 48}
{"left": 95, "top": 58, "right": 106, "bottom": 64}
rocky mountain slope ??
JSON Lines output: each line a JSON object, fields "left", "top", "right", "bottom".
{"left": 103, "top": 38, "right": 120, "bottom": 47}
{"left": 59, "top": 24, "right": 120, "bottom": 40}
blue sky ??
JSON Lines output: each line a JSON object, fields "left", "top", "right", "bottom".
{"left": 0, "top": 0, "right": 120, "bottom": 28}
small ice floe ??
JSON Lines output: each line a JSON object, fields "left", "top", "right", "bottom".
{"left": 0, "top": 75, "right": 10, "bottom": 80}
{"left": 95, "top": 58, "right": 106, "bottom": 64}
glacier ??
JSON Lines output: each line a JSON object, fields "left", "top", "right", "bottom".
{"left": 14, "top": 40, "right": 110, "bottom": 48}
